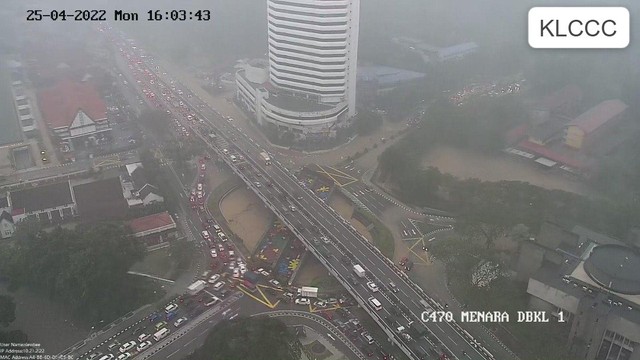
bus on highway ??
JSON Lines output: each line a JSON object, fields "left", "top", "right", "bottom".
{"left": 153, "top": 327, "right": 170, "bottom": 341}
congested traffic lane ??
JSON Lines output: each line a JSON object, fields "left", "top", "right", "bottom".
{"left": 240, "top": 156, "right": 483, "bottom": 360}
{"left": 112, "top": 32, "right": 507, "bottom": 360}
{"left": 149, "top": 73, "right": 491, "bottom": 360}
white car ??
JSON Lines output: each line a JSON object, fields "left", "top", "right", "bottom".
{"left": 136, "top": 341, "right": 152, "bottom": 352}
{"left": 210, "top": 249, "right": 217, "bottom": 258}
{"left": 233, "top": 268, "right": 240, "bottom": 278}
{"left": 366, "top": 281, "right": 379, "bottom": 292}
{"left": 269, "top": 279, "right": 281, "bottom": 288}
{"left": 314, "top": 300, "right": 327, "bottom": 308}
{"left": 295, "top": 297, "right": 310, "bottom": 305}
{"left": 213, "top": 281, "right": 225, "bottom": 291}
{"left": 174, "top": 317, "right": 188, "bottom": 328}
{"left": 208, "top": 274, "right": 221, "bottom": 284}
{"left": 164, "top": 304, "right": 178, "bottom": 314}
{"left": 197, "top": 183, "right": 203, "bottom": 191}
{"left": 201, "top": 231, "right": 210, "bottom": 240}
{"left": 137, "top": 333, "right": 150, "bottom": 342}
{"left": 254, "top": 182, "right": 262, "bottom": 188}
{"left": 118, "top": 341, "right": 136, "bottom": 353}
{"left": 116, "top": 354, "right": 131, "bottom": 360}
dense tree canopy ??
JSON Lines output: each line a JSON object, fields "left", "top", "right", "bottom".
{"left": 188, "top": 317, "right": 302, "bottom": 360}
{"left": 377, "top": 95, "right": 639, "bottom": 241}
{"left": 0, "top": 295, "right": 16, "bottom": 327}
{"left": 3, "top": 223, "right": 151, "bottom": 323}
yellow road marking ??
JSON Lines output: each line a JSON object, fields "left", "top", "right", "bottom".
{"left": 408, "top": 247, "right": 429, "bottom": 265}
{"left": 311, "top": 164, "right": 358, "bottom": 187}
{"left": 236, "top": 285, "right": 277, "bottom": 309}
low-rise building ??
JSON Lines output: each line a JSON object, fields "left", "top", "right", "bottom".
{"left": 120, "top": 163, "right": 164, "bottom": 208}
{"left": 37, "top": 79, "right": 112, "bottom": 154}
{"left": 9, "top": 181, "right": 76, "bottom": 223}
{"left": 564, "top": 100, "right": 628, "bottom": 150}
{"left": 0, "top": 211, "right": 15, "bottom": 239}
{"left": 128, "top": 211, "right": 177, "bottom": 247}
{"left": 235, "top": 60, "right": 351, "bottom": 142}
{"left": 521, "top": 223, "right": 640, "bottom": 360}
{"left": 73, "top": 177, "right": 128, "bottom": 221}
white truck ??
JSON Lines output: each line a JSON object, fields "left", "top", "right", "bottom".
{"left": 260, "top": 152, "right": 271, "bottom": 165}
{"left": 298, "top": 286, "right": 319, "bottom": 298}
{"left": 353, "top": 264, "right": 366, "bottom": 278}
{"left": 187, "top": 280, "right": 207, "bottom": 296}
{"left": 420, "top": 299, "right": 435, "bottom": 315}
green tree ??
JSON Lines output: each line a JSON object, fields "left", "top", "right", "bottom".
{"left": 169, "top": 238, "right": 194, "bottom": 271}
{"left": 5, "top": 223, "right": 150, "bottom": 323}
{"left": 189, "top": 317, "right": 302, "bottom": 360}
{"left": 0, "top": 295, "right": 16, "bottom": 327}
{"left": 0, "top": 294, "right": 28, "bottom": 342}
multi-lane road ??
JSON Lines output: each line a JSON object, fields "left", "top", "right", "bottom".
{"left": 103, "top": 23, "right": 517, "bottom": 360}
{"left": 141, "top": 55, "right": 497, "bottom": 360}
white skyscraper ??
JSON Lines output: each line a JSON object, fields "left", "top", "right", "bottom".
{"left": 235, "top": 0, "right": 360, "bottom": 142}
{"left": 267, "top": 0, "right": 360, "bottom": 116}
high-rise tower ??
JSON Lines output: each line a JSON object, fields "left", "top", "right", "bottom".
{"left": 266, "top": 0, "right": 359, "bottom": 116}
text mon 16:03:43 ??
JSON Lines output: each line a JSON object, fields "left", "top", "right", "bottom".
{"left": 26, "top": 9, "right": 211, "bottom": 22}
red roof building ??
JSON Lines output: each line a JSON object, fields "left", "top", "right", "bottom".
{"left": 37, "top": 79, "right": 111, "bottom": 151}
{"left": 565, "top": 100, "right": 628, "bottom": 150}
{"left": 128, "top": 211, "right": 177, "bottom": 246}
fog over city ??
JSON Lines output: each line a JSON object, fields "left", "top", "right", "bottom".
{"left": 0, "top": 1, "right": 639, "bottom": 360}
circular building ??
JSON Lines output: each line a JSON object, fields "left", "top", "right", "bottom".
{"left": 584, "top": 244, "right": 640, "bottom": 295}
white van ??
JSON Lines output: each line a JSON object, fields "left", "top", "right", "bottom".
{"left": 368, "top": 297, "right": 382, "bottom": 311}
{"left": 153, "top": 327, "right": 170, "bottom": 341}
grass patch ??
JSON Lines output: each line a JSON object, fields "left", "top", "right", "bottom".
{"left": 130, "top": 247, "right": 175, "bottom": 280}
{"left": 355, "top": 209, "right": 395, "bottom": 259}
{"left": 206, "top": 176, "right": 253, "bottom": 256}
{"left": 206, "top": 177, "right": 243, "bottom": 221}
{"left": 303, "top": 340, "right": 332, "bottom": 360}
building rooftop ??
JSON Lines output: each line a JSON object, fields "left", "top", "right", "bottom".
{"left": 0, "top": 195, "right": 8, "bottom": 209}
{"left": 11, "top": 181, "right": 74, "bottom": 213}
{"left": 517, "top": 140, "right": 585, "bottom": 170}
{"left": 264, "top": 92, "right": 335, "bottom": 113}
{"left": 438, "top": 42, "right": 478, "bottom": 59}
{"left": 529, "top": 120, "right": 567, "bottom": 144}
{"left": 129, "top": 211, "right": 176, "bottom": 235}
{"left": 567, "top": 99, "right": 628, "bottom": 134}
{"left": 584, "top": 245, "right": 640, "bottom": 295}
{"left": 0, "top": 210, "right": 13, "bottom": 224}
{"left": 74, "top": 177, "right": 128, "bottom": 221}
{"left": 357, "top": 66, "right": 426, "bottom": 87}
{"left": 37, "top": 79, "right": 107, "bottom": 129}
